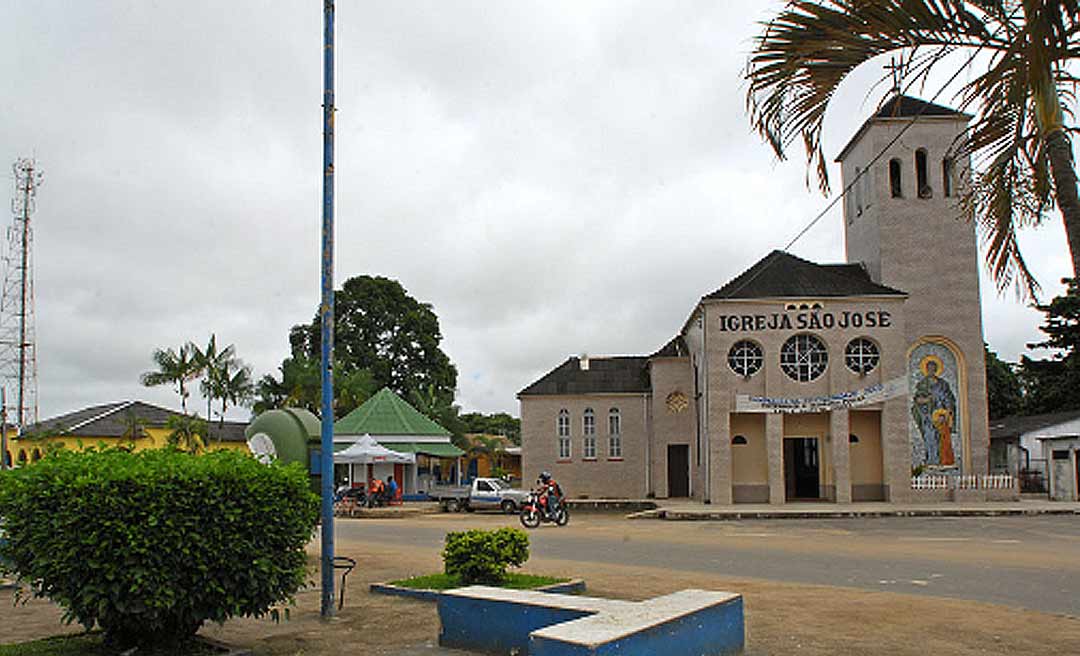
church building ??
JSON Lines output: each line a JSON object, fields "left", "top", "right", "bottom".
{"left": 519, "top": 96, "right": 991, "bottom": 503}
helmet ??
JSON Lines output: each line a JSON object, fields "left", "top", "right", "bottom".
{"left": 539, "top": 471, "right": 552, "bottom": 483}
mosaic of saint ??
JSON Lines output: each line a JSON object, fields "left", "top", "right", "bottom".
{"left": 909, "top": 342, "right": 962, "bottom": 470}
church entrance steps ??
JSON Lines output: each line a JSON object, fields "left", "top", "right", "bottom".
{"left": 644, "top": 500, "right": 1080, "bottom": 521}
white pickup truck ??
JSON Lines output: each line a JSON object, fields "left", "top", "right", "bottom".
{"left": 429, "top": 477, "right": 530, "bottom": 514}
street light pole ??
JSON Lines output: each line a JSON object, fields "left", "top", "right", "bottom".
{"left": 319, "top": 0, "right": 337, "bottom": 619}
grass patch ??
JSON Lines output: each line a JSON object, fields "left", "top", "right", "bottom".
{"left": 0, "top": 633, "right": 224, "bottom": 656}
{"left": 390, "top": 572, "right": 569, "bottom": 591}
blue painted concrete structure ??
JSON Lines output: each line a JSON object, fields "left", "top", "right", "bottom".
{"left": 438, "top": 587, "right": 744, "bottom": 655}
{"left": 371, "top": 579, "right": 586, "bottom": 603}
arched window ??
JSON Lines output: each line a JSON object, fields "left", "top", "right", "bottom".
{"left": 31, "top": 448, "right": 41, "bottom": 462}
{"left": 889, "top": 159, "right": 903, "bottom": 197}
{"left": 17, "top": 450, "right": 27, "bottom": 465}
{"left": 557, "top": 409, "right": 571, "bottom": 460}
{"left": 582, "top": 409, "right": 596, "bottom": 459}
{"left": 916, "top": 149, "right": 931, "bottom": 198}
{"left": 3, "top": 450, "right": 10, "bottom": 467}
{"left": 731, "top": 435, "right": 748, "bottom": 445}
{"left": 943, "top": 157, "right": 954, "bottom": 197}
{"left": 849, "top": 434, "right": 860, "bottom": 444}
{"left": 608, "top": 409, "right": 622, "bottom": 458}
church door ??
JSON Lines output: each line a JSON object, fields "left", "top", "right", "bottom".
{"left": 785, "top": 437, "right": 820, "bottom": 500}
{"left": 667, "top": 445, "right": 690, "bottom": 497}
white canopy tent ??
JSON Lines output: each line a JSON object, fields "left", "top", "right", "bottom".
{"left": 334, "top": 434, "right": 415, "bottom": 464}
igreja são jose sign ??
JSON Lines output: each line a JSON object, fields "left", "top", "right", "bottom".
{"left": 718, "top": 310, "right": 893, "bottom": 332}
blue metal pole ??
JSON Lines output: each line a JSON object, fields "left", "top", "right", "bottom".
{"left": 319, "top": 0, "right": 336, "bottom": 619}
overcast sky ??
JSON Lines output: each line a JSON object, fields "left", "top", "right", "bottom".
{"left": 1, "top": 1, "right": 1073, "bottom": 423}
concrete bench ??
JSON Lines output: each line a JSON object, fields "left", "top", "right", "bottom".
{"left": 438, "top": 586, "right": 743, "bottom": 655}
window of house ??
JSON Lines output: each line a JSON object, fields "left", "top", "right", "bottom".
{"left": 583, "top": 408, "right": 595, "bottom": 435}
{"left": 31, "top": 448, "right": 41, "bottom": 462}
{"left": 728, "top": 340, "right": 764, "bottom": 378}
{"left": 889, "top": 159, "right": 902, "bottom": 197}
{"left": 844, "top": 337, "right": 880, "bottom": 375}
{"left": 608, "top": 408, "right": 622, "bottom": 458}
{"left": 557, "top": 409, "right": 570, "bottom": 436}
{"left": 17, "top": 450, "right": 27, "bottom": 465}
{"left": 731, "top": 435, "right": 748, "bottom": 445}
{"left": 1052, "top": 450, "right": 1069, "bottom": 460}
{"left": 943, "top": 157, "right": 954, "bottom": 197}
{"left": 584, "top": 435, "right": 597, "bottom": 459}
{"left": 557, "top": 409, "right": 571, "bottom": 459}
{"left": 780, "top": 334, "right": 828, "bottom": 382}
{"left": 916, "top": 148, "right": 932, "bottom": 198}
{"left": 849, "top": 434, "right": 860, "bottom": 444}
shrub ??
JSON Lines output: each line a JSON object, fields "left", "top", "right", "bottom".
{"left": 442, "top": 527, "right": 529, "bottom": 585}
{"left": 0, "top": 447, "right": 319, "bottom": 648}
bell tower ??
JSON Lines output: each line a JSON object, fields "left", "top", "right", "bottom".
{"left": 836, "top": 95, "right": 989, "bottom": 477}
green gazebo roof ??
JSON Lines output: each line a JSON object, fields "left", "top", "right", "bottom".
{"left": 334, "top": 387, "right": 451, "bottom": 437}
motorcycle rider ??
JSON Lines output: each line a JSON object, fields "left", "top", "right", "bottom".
{"left": 536, "top": 471, "right": 563, "bottom": 521}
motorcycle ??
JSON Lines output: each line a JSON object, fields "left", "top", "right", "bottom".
{"left": 519, "top": 491, "right": 569, "bottom": 528}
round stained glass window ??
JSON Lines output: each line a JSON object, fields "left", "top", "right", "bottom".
{"left": 845, "top": 337, "right": 880, "bottom": 374}
{"left": 728, "top": 340, "right": 763, "bottom": 378}
{"left": 780, "top": 334, "right": 828, "bottom": 382}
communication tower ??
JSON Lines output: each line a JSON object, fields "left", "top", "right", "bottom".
{"left": 0, "top": 158, "right": 41, "bottom": 430}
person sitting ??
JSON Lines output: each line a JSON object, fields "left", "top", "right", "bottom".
{"left": 536, "top": 471, "right": 562, "bottom": 520}
{"left": 368, "top": 477, "right": 387, "bottom": 507}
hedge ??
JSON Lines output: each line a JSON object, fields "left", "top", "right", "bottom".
{"left": 0, "top": 447, "right": 319, "bottom": 647}
{"left": 442, "top": 527, "right": 529, "bottom": 585}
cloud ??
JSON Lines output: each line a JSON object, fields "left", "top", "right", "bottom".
{"left": 1, "top": 1, "right": 1071, "bottom": 422}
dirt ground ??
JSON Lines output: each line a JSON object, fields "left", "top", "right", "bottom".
{"left": 3, "top": 537, "right": 1079, "bottom": 656}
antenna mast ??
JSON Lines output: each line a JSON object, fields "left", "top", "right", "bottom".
{"left": 1, "top": 158, "right": 41, "bottom": 430}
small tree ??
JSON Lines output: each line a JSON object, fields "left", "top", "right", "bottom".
{"left": 165, "top": 413, "right": 207, "bottom": 452}
{"left": 442, "top": 528, "right": 529, "bottom": 585}
{"left": 0, "top": 448, "right": 319, "bottom": 648}
{"left": 141, "top": 343, "right": 202, "bottom": 413}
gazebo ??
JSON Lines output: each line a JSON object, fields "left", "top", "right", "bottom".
{"left": 334, "top": 388, "right": 465, "bottom": 496}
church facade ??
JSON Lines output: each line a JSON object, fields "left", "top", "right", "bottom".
{"left": 519, "top": 96, "right": 991, "bottom": 503}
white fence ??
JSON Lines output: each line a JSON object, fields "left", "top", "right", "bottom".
{"left": 911, "top": 474, "right": 1016, "bottom": 490}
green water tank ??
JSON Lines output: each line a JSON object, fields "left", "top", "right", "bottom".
{"left": 244, "top": 408, "right": 321, "bottom": 467}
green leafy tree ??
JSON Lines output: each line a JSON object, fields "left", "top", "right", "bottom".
{"left": 468, "top": 434, "right": 508, "bottom": 476}
{"left": 745, "top": 1, "right": 1080, "bottom": 295}
{"left": 119, "top": 408, "right": 149, "bottom": 450}
{"left": 141, "top": 343, "right": 202, "bottom": 413}
{"left": 985, "top": 344, "right": 1022, "bottom": 419}
{"left": 289, "top": 275, "right": 459, "bottom": 405}
{"left": 253, "top": 356, "right": 376, "bottom": 419}
{"left": 1018, "top": 277, "right": 1080, "bottom": 413}
{"left": 165, "top": 413, "right": 208, "bottom": 453}
{"left": 410, "top": 384, "right": 467, "bottom": 448}
{"left": 461, "top": 412, "right": 522, "bottom": 445}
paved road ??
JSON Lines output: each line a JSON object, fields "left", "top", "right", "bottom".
{"left": 335, "top": 512, "right": 1080, "bottom": 616}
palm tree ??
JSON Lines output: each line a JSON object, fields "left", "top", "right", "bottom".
{"left": 468, "top": 435, "right": 507, "bottom": 477}
{"left": 165, "top": 413, "right": 207, "bottom": 453}
{"left": 119, "top": 408, "right": 148, "bottom": 450}
{"left": 745, "top": 1, "right": 1080, "bottom": 296}
{"left": 193, "top": 334, "right": 235, "bottom": 435}
{"left": 141, "top": 343, "right": 202, "bottom": 413}
{"left": 212, "top": 359, "right": 255, "bottom": 435}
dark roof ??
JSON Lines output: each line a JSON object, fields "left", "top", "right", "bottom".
{"left": 989, "top": 410, "right": 1080, "bottom": 441}
{"left": 874, "top": 95, "right": 964, "bottom": 119}
{"left": 21, "top": 400, "right": 248, "bottom": 442}
{"left": 704, "top": 250, "right": 905, "bottom": 300}
{"left": 519, "top": 357, "right": 650, "bottom": 397}
{"left": 650, "top": 336, "right": 689, "bottom": 358}
{"left": 837, "top": 94, "right": 971, "bottom": 161}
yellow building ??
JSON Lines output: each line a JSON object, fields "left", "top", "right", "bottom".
{"left": 463, "top": 434, "right": 522, "bottom": 483}
{"left": 5, "top": 400, "right": 248, "bottom": 466}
